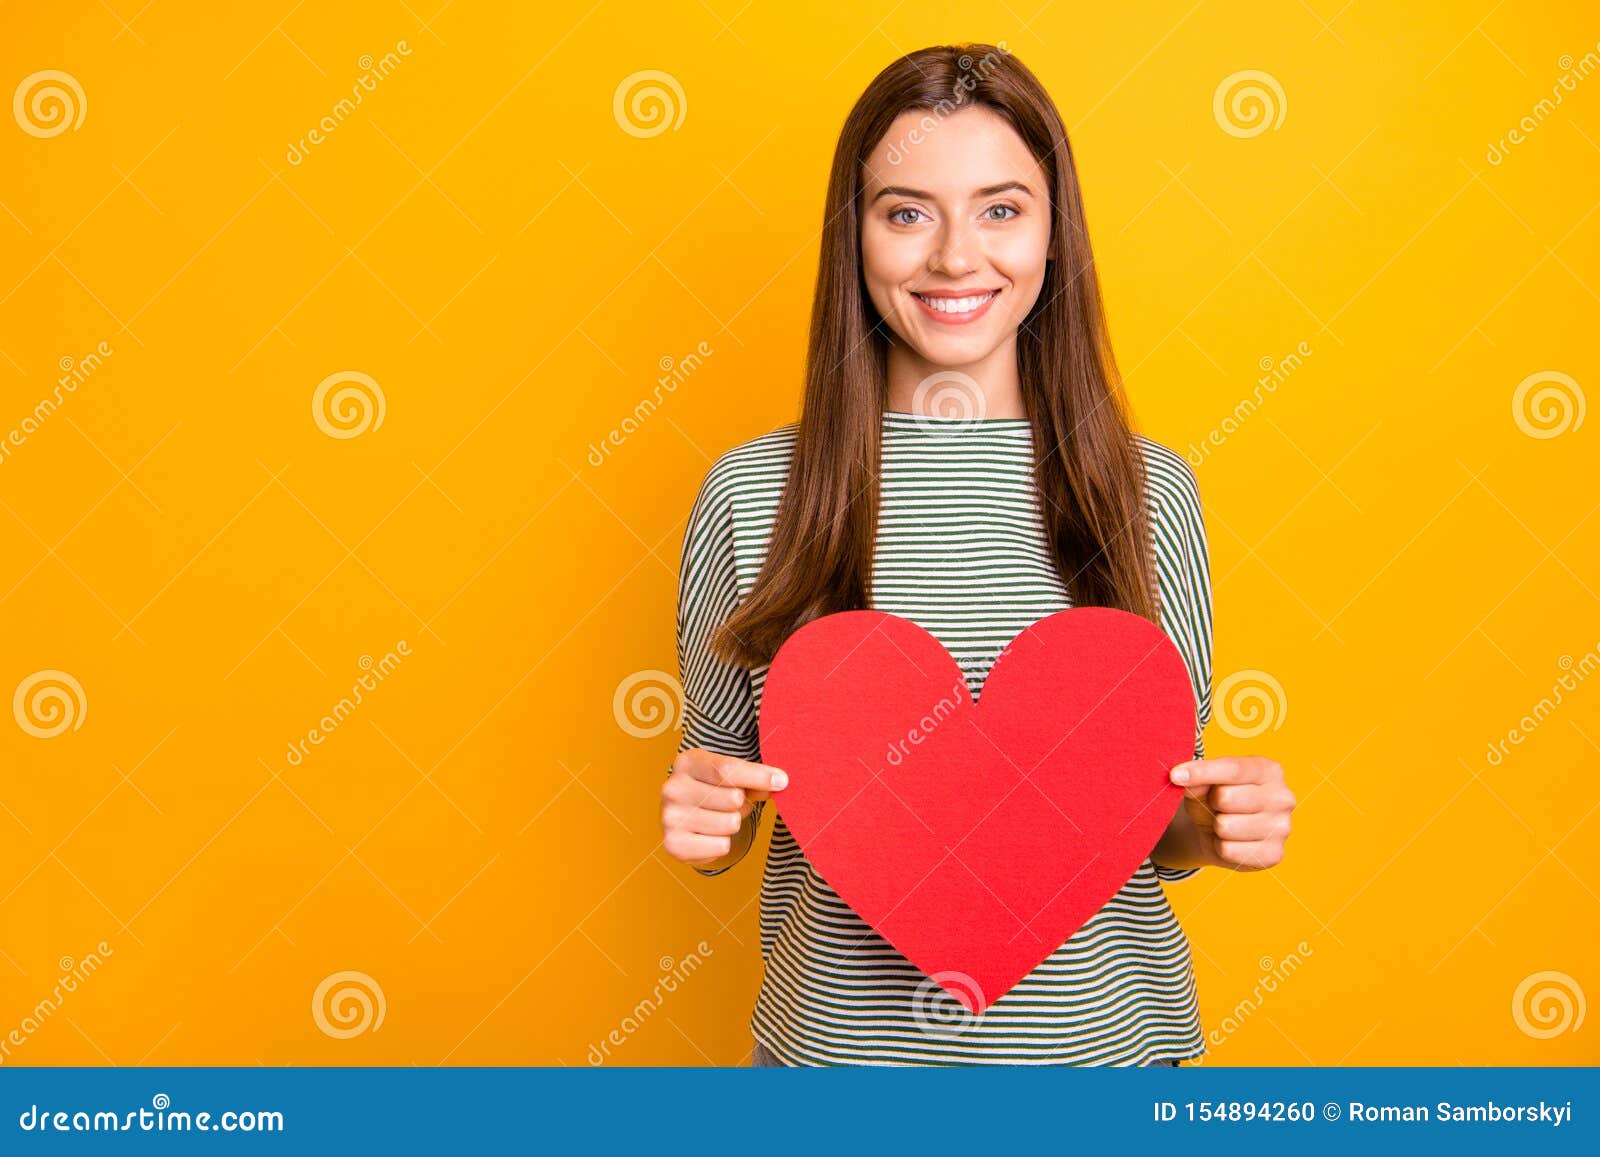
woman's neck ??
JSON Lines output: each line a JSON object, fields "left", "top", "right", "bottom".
{"left": 883, "top": 336, "right": 1027, "bottom": 418}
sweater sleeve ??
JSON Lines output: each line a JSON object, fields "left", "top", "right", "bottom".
{"left": 675, "top": 455, "right": 764, "bottom": 877}
{"left": 1146, "top": 443, "right": 1214, "bottom": 883}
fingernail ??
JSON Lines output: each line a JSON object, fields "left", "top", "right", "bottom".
{"left": 1170, "top": 765, "right": 1190, "bottom": 784}
{"left": 771, "top": 770, "right": 788, "bottom": 790}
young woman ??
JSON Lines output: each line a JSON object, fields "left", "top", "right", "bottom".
{"left": 659, "top": 43, "right": 1296, "bottom": 1066}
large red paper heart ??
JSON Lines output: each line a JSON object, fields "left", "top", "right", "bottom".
{"left": 758, "top": 606, "right": 1195, "bottom": 1013}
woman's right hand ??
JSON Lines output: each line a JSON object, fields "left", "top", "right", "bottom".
{"left": 661, "top": 749, "right": 788, "bottom": 868}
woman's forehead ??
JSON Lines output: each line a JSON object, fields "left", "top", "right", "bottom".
{"left": 860, "top": 106, "right": 1043, "bottom": 198}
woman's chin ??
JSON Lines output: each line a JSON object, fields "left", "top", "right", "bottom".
{"left": 903, "top": 336, "right": 1000, "bottom": 371}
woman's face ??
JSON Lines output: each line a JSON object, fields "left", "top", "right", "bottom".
{"left": 859, "top": 105, "right": 1052, "bottom": 371}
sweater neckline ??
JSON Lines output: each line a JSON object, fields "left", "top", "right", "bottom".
{"left": 880, "top": 408, "right": 1033, "bottom": 431}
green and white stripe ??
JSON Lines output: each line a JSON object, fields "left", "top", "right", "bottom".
{"left": 676, "top": 409, "right": 1214, "bottom": 1066}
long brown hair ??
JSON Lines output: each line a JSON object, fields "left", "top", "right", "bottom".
{"left": 711, "top": 42, "right": 1158, "bottom": 668}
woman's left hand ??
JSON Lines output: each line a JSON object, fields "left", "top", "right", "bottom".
{"left": 1170, "top": 756, "right": 1296, "bottom": 871}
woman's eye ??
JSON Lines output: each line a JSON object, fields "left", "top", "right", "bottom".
{"left": 984, "top": 204, "right": 1019, "bottom": 221}
{"left": 889, "top": 207, "right": 927, "bottom": 226}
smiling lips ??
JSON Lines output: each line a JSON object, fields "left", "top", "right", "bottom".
{"left": 911, "top": 287, "right": 1001, "bottom": 325}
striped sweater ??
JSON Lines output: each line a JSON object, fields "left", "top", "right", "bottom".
{"left": 675, "top": 408, "right": 1213, "bottom": 1065}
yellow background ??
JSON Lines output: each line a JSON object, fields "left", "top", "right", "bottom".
{"left": 1, "top": 0, "right": 1595, "bottom": 1065}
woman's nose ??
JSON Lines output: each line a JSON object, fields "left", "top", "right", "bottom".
{"left": 928, "top": 220, "right": 980, "bottom": 277}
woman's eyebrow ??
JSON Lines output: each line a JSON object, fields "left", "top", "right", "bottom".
{"left": 869, "top": 180, "right": 1035, "bottom": 202}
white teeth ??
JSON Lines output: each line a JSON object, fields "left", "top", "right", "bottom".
{"left": 915, "top": 292, "right": 994, "bottom": 314}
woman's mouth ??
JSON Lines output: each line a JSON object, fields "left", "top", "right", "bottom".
{"left": 910, "top": 288, "right": 1000, "bottom": 325}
